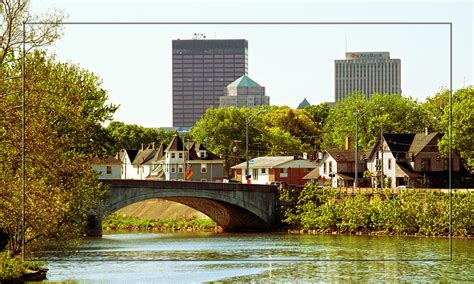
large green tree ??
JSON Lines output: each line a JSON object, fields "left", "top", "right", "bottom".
{"left": 438, "top": 87, "right": 474, "bottom": 169}
{"left": 0, "top": 50, "right": 117, "bottom": 255}
{"left": 322, "top": 93, "right": 431, "bottom": 151}
{"left": 106, "top": 121, "right": 176, "bottom": 152}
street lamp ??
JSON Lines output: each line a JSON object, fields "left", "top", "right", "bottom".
{"left": 245, "top": 109, "right": 267, "bottom": 184}
{"left": 354, "top": 111, "right": 360, "bottom": 188}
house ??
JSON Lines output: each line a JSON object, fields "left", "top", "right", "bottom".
{"left": 365, "top": 132, "right": 466, "bottom": 188}
{"left": 314, "top": 149, "right": 366, "bottom": 188}
{"left": 117, "top": 149, "right": 139, "bottom": 179}
{"left": 154, "top": 134, "right": 225, "bottom": 182}
{"left": 90, "top": 156, "right": 122, "bottom": 179}
{"left": 231, "top": 156, "right": 317, "bottom": 185}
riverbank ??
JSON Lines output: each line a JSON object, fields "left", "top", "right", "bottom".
{"left": 280, "top": 184, "right": 473, "bottom": 237}
{"left": 102, "top": 214, "right": 220, "bottom": 232}
{"left": 0, "top": 252, "right": 47, "bottom": 282}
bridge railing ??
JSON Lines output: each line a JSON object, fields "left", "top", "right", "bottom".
{"left": 100, "top": 179, "right": 279, "bottom": 192}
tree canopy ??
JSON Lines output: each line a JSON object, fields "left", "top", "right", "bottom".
{"left": 0, "top": 50, "right": 117, "bottom": 255}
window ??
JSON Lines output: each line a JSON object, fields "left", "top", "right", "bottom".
{"left": 329, "top": 162, "right": 333, "bottom": 173}
{"left": 106, "top": 166, "right": 112, "bottom": 174}
{"left": 323, "top": 162, "right": 327, "bottom": 174}
{"left": 201, "top": 164, "right": 207, "bottom": 173}
{"left": 178, "top": 153, "right": 183, "bottom": 159}
{"left": 171, "top": 153, "right": 175, "bottom": 159}
{"left": 178, "top": 165, "right": 183, "bottom": 173}
{"left": 421, "top": 159, "right": 431, "bottom": 171}
{"left": 253, "top": 169, "right": 259, "bottom": 180}
{"left": 280, "top": 168, "right": 288, "bottom": 178}
{"left": 171, "top": 165, "right": 176, "bottom": 173}
{"left": 261, "top": 168, "right": 266, "bottom": 174}
{"left": 388, "top": 158, "right": 392, "bottom": 170}
{"left": 201, "top": 179, "right": 208, "bottom": 182}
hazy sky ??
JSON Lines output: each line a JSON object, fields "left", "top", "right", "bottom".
{"left": 30, "top": 0, "right": 473, "bottom": 127}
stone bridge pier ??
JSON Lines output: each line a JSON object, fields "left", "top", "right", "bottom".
{"left": 87, "top": 180, "right": 280, "bottom": 236}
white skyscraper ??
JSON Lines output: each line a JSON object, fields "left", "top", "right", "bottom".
{"left": 335, "top": 52, "right": 401, "bottom": 101}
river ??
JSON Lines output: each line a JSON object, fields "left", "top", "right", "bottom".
{"left": 37, "top": 232, "right": 473, "bottom": 283}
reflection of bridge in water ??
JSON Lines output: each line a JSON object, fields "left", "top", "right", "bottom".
{"left": 87, "top": 180, "right": 280, "bottom": 236}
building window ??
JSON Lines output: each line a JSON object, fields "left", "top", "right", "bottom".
{"left": 388, "top": 158, "right": 392, "bottom": 170}
{"left": 261, "top": 168, "right": 266, "bottom": 174}
{"left": 106, "top": 166, "right": 112, "bottom": 174}
{"left": 323, "top": 162, "right": 327, "bottom": 174}
{"left": 421, "top": 159, "right": 431, "bottom": 171}
{"left": 171, "top": 153, "right": 175, "bottom": 159}
{"left": 178, "top": 153, "right": 183, "bottom": 159}
{"left": 253, "top": 169, "right": 259, "bottom": 180}
{"left": 329, "top": 162, "right": 333, "bottom": 173}
{"left": 201, "top": 179, "right": 207, "bottom": 182}
{"left": 178, "top": 165, "right": 183, "bottom": 173}
{"left": 201, "top": 164, "right": 207, "bottom": 173}
{"left": 280, "top": 168, "right": 288, "bottom": 178}
{"left": 171, "top": 165, "right": 176, "bottom": 173}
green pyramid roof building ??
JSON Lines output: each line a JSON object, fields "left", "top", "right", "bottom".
{"left": 226, "top": 75, "right": 261, "bottom": 88}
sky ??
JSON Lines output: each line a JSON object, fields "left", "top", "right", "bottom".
{"left": 30, "top": 0, "right": 473, "bottom": 127}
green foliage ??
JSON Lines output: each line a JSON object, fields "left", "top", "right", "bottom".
{"left": 0, "top": 251, "right": 45, "bottom": 281}
{"left": 438, "top": 87, "right": 474, "bottom": 169}
{"left": 280, "top": 183, "right": 473, "bottom": 236}
{"left": 0, "top": 51, "right": 115, "bottom": 256}
{"left": 102, "top": 214, "right": 217, "bottom": 231}
{"left": 322, "top": 93, "right": 431, "bottom": 151}
{"left": 106, "top": 121, "right": 176, "bottom": 152}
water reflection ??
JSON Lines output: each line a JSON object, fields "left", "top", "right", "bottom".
{"left": 38, "top": 232, "right": 473, "bottom": 283}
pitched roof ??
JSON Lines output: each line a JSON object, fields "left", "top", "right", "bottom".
{"left": 165, "top": 134, "right": 185, "bottom": 152}
{"left": 383, "top": 133, "right": 415, "bottom": 154}
{"left": 90, "top": 156, "right": 122, "bottom": 165}
{"left": 227, "top": 75, "right": 261, "bottom": 88}
{"left": 145, "top": 143, "right": 167, "bottom": 164}
{"left": 231, "top": 156, "right": 295, "bottom": 169}
{"left": 297, "top": 98, "right": 310, "bottom": 109}
{"left": 408, "top": 132, "right": 440, "bottom": 156}
{"left": 186, "top": 141, "right": 223, "bottom": 161}
{"left": 303, "top": 168, "right": 320, "bottom": 179}
{"left": 326, "top": 149, "right": 357, "bottom": 162}
{"left": 132, "top": 148, "right": 156, "bottom": 165}
{"left": 122, "top": 149, "right": 139, "bottom": 163}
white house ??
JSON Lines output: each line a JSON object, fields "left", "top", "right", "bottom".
{"left": 317, "top": 150, "right": 366, "bottom": 188}
{"left": 90, "top": 156, "right": 122, "bottom": 179}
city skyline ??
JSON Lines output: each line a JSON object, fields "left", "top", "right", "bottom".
{"left": 31, "top": 0, "right": 472, "bottom": 127}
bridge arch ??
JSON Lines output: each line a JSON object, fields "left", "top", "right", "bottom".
{"left": 87, "top": 180, "right": 280, "bottom": 236}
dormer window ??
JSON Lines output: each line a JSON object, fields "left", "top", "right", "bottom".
{"left": 171, "top": 153, "right": 175, "bottom": 159}
{"left": 198, "top": 150, "right": 207, "bottom": 158}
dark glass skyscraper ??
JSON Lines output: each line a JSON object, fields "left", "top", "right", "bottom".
{"left": 172, "top": 39, "right": 248, "bottom": 127}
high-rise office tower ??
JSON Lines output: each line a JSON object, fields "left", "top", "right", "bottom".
{"left": 335, "top": 52, "right": 401, "bottom": 101}
{"left": 172, "top": 38, "right": 248, "bottom": 127}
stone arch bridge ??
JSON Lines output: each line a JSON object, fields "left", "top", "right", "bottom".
{"left": 87, "top": 179, "right": 280, "bottom": 236}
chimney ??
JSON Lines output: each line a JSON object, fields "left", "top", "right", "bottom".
{"left": 141, "top": 143, "right": 144, "bottom": 151}
{"left": 152, "top": 142, "right": 155, "bottom": 150}
{"left": 345, "top": 136, "right": 351, "bottom": 150}
{"left": 425, "top": 127, "right": 429, "bottom": 136}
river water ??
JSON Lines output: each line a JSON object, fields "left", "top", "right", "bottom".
{"left": 38, "top": 232, "right": 473, "bottom": 283}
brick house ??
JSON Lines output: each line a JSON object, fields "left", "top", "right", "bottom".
{"left": 231, "top": 156, "right": 317, "bottom": 185}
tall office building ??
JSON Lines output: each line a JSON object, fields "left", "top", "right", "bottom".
{"left": 335, "top": 52, "right": 401, "bottom": 101}
{"left": 172, "top": 38, "right": 248, "bottom": 127}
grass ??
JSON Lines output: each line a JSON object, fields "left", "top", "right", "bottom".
{"left": 0, "top": 251, "right": 45, "bottom": 281}
{"left": 102, "top": 214, "right": 217, "bottom": 232}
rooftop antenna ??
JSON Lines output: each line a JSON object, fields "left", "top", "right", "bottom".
{"left": 192, "top": 33, "right": 206, "bottom": 40}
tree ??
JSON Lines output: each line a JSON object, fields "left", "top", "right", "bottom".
{"left": 422, "top": 89, "right": 450, "bottom": 133}
{"left": 0, "top": 0, "right": 63, "bottom": 65}
{"left": 438, "top": 87, "right": 474, "bottom": 169}
{"left": 0, "top": 51, "right": 117, "bottom": 255}
{"left": 106, "top": 121, "right": 176, "bottom": 152}
{"left": 322, "top": 93, "right": 431, "bottom": 151}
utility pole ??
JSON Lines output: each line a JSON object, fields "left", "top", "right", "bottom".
{"left": 354, "top": 111, "right": 359, "bottom": 188}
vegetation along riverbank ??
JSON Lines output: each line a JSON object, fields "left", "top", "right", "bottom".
{"left": 280, "top": 183, "right": 473, "bottom": 237}
{"left": 102, "top": 214, "right": 219, "bottom": 232}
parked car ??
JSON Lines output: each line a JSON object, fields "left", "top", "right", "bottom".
{"left": 396, "top": 185, "right": 414, "bottom": 189}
